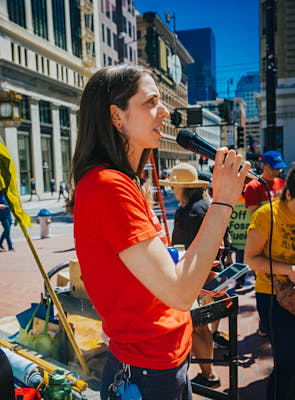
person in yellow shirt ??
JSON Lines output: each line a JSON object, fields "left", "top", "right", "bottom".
{"left": 244, "top": 166, "right": 295, "bottom": 400}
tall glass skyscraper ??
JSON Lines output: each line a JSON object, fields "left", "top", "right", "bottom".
{"left": 177, "top": 28, "right": 217, "bottom": 104}
{"left": 235, "top": 72, "right": 260, "bottom": 119}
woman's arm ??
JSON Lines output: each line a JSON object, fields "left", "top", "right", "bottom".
{"left": 119, "top": 149, "right": 250, "bottom": 311}
{"left": 244, "top": 228, "right": 295, "bottom": 280}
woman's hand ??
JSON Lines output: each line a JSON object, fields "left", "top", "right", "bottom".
{"left": 212, "top": 148, "right": 251, "bottom": 208}
{"left": 200, "top": 271, "right": 228, "bottom": 297}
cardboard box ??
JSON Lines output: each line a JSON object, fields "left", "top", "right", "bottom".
{"left": 69, "top": 259, "right": 89, "bottom": 300}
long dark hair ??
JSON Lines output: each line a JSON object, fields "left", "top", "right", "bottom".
{"left": 66, "top": 64, "right": 155, "bottom": 214}
{"left": 281, "top": 166, "right": 295, "bottom": 201}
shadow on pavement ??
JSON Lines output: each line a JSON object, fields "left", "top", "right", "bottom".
{"left": 239, "top": 377, "right": 268, "bottom": 400}
{"left": 238, "top": 332, "right": 272, "bottom": 369}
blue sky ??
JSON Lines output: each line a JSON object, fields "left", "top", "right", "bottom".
{"left": 135, "top": 0, "right": 260, "bottom": 98}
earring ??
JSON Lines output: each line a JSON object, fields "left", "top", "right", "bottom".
{"left": 118, "top": 123, "right": 121, "bottom": 127}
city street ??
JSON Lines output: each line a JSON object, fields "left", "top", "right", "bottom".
{"left": 0, "top": 191, "right": 274, "bottom": 399}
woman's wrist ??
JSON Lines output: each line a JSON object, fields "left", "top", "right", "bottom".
{"left": 211, "top": 201, "right": 234, "bottom": 212}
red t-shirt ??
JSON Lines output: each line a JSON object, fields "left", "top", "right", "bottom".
{"left": 244, "top": 177, "right": 285, "bottom": 209}
{"left": 74, "top": 167, "right": 192, "bottom": 369}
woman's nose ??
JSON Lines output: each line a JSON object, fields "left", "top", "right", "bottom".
{"left": 158, "top": 102, "right": 169, "bottom": 120}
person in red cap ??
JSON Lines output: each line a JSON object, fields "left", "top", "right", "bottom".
{"left": 244, "top": 150, "right": 287, "bottom": 216}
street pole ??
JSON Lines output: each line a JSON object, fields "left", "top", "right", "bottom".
{"left": 116, "top": 0, "right": 124, "bottom": 63}
{"left": 265, "top": 0, "right": 277, "bottom": 150}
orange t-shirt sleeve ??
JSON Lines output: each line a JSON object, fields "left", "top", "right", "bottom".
{"left": 93, "top": 170, "right": 158, "bottom": 254}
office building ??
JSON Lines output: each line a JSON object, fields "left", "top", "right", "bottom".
{"left": 235, "top": 72, "right": 261, "bottom": 153}
{"left": 0, "top": 0, "right": 105, "bottom": 197}
{"left": 137, "top": 12, "right": 195, "bottom": 170}
{"left": 177, "top": 28, "right": 217, "bottom": 104}
{"left": 99, "top": 0, "right": 137, "bottom": 66}
{"left": 257, "top": 0, "right": 295, "bottom": 166}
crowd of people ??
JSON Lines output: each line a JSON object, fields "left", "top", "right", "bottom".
{"left": 1, "top": 63, "right": 294, "bottom": 399}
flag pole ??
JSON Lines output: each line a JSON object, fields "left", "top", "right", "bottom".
{"left": 18, "top": 221, "right": 90, "bottom": 376}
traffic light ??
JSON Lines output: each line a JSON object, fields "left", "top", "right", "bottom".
{"left": 187, "top": 108, "right": 202, "bottom": 126}
{"left": 218, "top": 100, "right": 232, "bottom": 123}
{"left": 246, "top": 153, "right": 262, "bottom": 162}
{"left": 237, "top": 126, "right": 245, "bottom": 148}
{"left": 171, "top": 109, "right": 182, "bottom": 127}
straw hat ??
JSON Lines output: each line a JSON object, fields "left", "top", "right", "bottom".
{"left": 159, "top": 163, "right": 209, "bottom": 188}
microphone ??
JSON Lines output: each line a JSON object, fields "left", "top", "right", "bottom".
{"left": 176, "top": 129, "right": 265, "bottom": 183}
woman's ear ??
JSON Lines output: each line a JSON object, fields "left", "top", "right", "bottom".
{"left": 110, "top": 105, "right": 122, "bottom": 129}
{"left": 286, "top": 189, "right": 291, "bottom": 201}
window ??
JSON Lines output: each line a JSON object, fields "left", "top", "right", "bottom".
{"left": 65, "top": 68, "right": 68, "bottom": 83}
{"left": 8, "top": 0, "right": 26, "bottom": 28}
{"left": 18, "top": 132, "right": 32, "bottom": 195}
{"left": 124, "top": 43, "right": 127, "bottom": 58}
{"left": 39, "top": 101, "right": 51, "bottom": 124}
{"left": 129, "top": 46, "right": 133, "bottom": 61}
{"left": 47, "top": 59, "right": 50, "bottom": 75}
{"left": 113, "top": 33, "right": 118, "bottom": 51}
{"left": 102, "top": 24, "right": 105, "bottom": 42}
{"left": 106, "top": 0, "right": 110, "bottom": 18}
{"left": 24, "top": 49, "right": 28, "bottom": 66}
{"left": 52, "top": 0, "right": 67, "bottom": 50}
{"left": 107, "top": 27, "right": 111, "bottom": 46}
{"left": 31, "top": 0, "right": 48, "bottom": 39}
{"left": 61, "top": 66, "right": 64, "bottom": 81}
{"left": 103, "top": 53, "right": 106, "bottom": 66}
{"left": 123, "top": 17, "right": 127, "bottom": 33}
{"left": 41, "top": 134, "right": 54, "bottom": 192}
{"left": 21, "top": 95, "right": 31, "bottom": 121}
{"left": 73, "top": 71, "right": 76, "bottom": 85}
{"left": 56, "top": 63, "right": 59, "bottom": 79}
{"left": 11, "top": 43, "right": 15, "bottom": 62}
{"left": 108, "top": 57, "right": 112, "bottom": 65}
{"left": 18, "top": 45, "right": 22, "bottom": 64}
{"left": 69, "top": 0, "right": 82, "bottom": 58}
{"left": 133, "top": 25, "right": 135, "bottom": 40}
{"left": 59, "top": 106, "right": 69, "bottom": 127}
{"left": 131, "top": 0, "right": 134, "bottom": 16}
{"left": 35, "top": 54, "right": 39, "bottom": 71}
{"left": 112, "top": 5, "right": 116, "bottom": 23}
{"left": 128, "top": 21, "right": 132, "bottom": 37}
{"left": 41, "top": 56, "right": 45, "bottom": 73}
{"left": 137, "top": 30, "right": 141, "bottom": 40}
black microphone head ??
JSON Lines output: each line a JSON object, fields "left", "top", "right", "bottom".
{"left": 176, "top": 129, "right": 217, "bottom": 160}
{"left": 176, "top": 129, "right": 197, "bottom": 150}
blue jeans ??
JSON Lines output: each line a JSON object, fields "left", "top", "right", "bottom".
{"left": 0, "top": 218, "right": 13, "bottom": 250}
{"left": 100, "top": 350, "right": 192, "bottom": 400}
{"left": 256, "top": 293, "right": 295, "bottom": 400}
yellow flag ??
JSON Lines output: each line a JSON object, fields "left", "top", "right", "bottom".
{"left": 0, "top": 142, "right": 32, "bottom": 228}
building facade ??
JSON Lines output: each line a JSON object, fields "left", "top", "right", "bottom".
{"left": 0, "top": 0, "right": 104, "bottom": 197}
{"left": 136, "top": 12, "right": 195, "bottom": 171}
{"left": 257, "top": 0, "right": 295, "bottom": 167}
{"left": 99, "top": 0, "right": 137, "bottom": 66}
{"left": 235, "top": 72, "right": 261, "bottom": 153}
{"left": 177, "top": 28, "right": 217, "bottom": 104}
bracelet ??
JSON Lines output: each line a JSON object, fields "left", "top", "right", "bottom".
{"left": 211, "top": 201, "right": 234, "bottom": 212}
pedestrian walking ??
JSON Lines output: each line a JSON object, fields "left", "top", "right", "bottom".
{"left": 49, "top": 178, "right": 55, "bottom": 196}
{"left": 0, "top": 191, "right": 14, "bottom": 251}
{"left": 58, "top": 182, "right": 66, "bottom": 201}
{"left": 29, "top": 178, "right": 40, "bottom": 201}
{"left": 67, "top": 64, "right": 250, "bottom": 400}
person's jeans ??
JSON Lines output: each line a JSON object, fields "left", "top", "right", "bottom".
{"left": 256, "top": 293, "right": 295, "bottom": 399}
{"left": 0, "top": 218, "right": 13, "bottom": 250}
{"left": 100, "top": 350, "right": 192, "bottom": 400}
